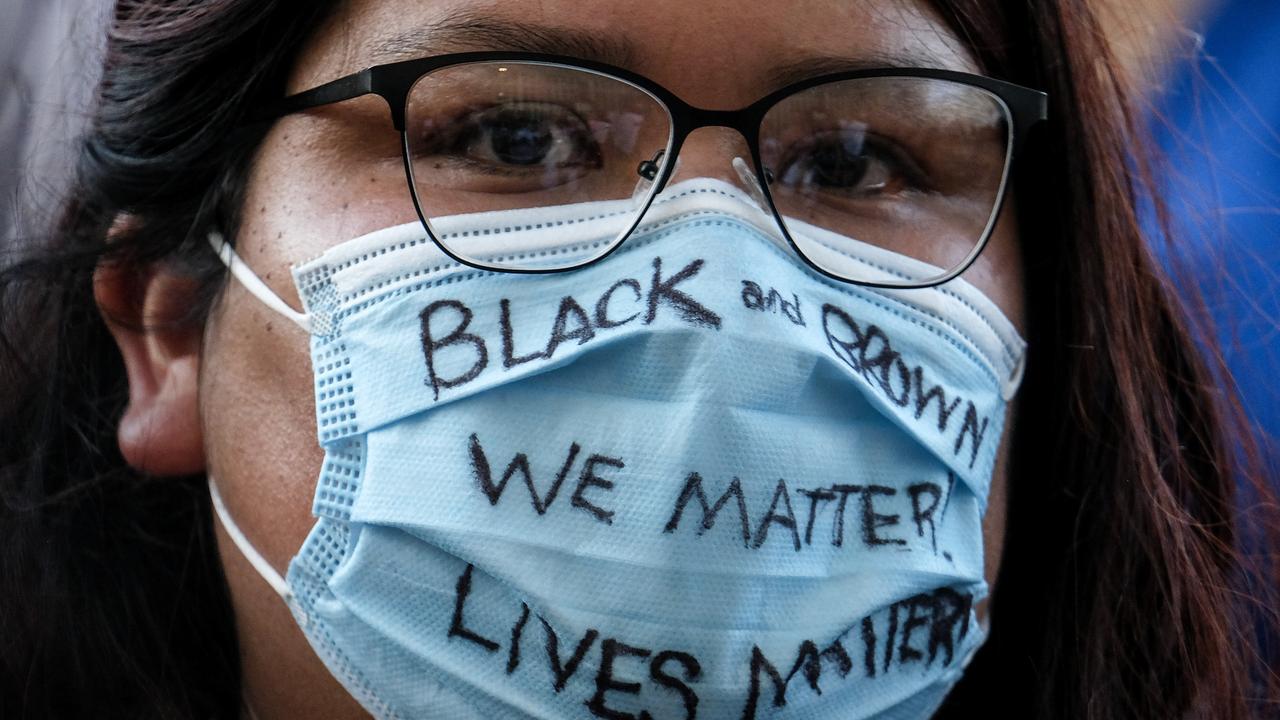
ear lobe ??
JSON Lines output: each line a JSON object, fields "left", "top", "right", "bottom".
{"left": 95, "top": 258, "right": 207, "bottom": 476}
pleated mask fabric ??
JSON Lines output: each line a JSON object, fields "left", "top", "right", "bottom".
{"left": 208, "top": 178, "right": 1026, "bottom": 719}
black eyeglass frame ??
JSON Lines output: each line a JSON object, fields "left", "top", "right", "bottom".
{"left": 265, "top": 51, "right": 1049, "bottom": 288}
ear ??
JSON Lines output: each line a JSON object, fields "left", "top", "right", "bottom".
{"left": 94, "top": 243, "right": 207, "bottom": 476}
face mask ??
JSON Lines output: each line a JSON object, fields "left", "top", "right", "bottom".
{"left": 208, "top": 178, "right": 1026, "bottom": 720}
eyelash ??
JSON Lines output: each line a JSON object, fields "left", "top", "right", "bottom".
{"left": 410, "top": 102, "right": 603, "bottom": 175}
{"left": 772, "top": 130, "right": 935, "bottom": 196}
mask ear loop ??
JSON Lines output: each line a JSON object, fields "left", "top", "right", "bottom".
{"left": 208, "top": 231, "right": 313, "bottom": 333}
{"left": 207, "top": 474, "right": 305, "bottom": 624}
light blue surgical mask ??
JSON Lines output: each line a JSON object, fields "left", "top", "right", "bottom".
{"left": 208, "top": 178, "right": 1026, "bottom": 720}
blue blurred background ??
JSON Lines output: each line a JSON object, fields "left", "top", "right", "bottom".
{"left": 1149, "top": 0, "right": 1280, "bottom": 474}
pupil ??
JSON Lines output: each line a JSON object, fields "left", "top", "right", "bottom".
{"left": 489, "top": 114, "right": 553, "bottom": 166}
{"left": 812, "top": 143, "right": 868, "bottom": 187}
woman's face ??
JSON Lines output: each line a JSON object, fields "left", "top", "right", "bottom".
{"left": 199, "top": 0, "right": 1024, "bottom": 716}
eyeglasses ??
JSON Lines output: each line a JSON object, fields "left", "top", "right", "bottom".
{"left": 264, "top": 51, "right": 1047, "bottom": 288}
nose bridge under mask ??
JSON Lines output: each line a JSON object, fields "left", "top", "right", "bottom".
{"left": 207, "top": 178, "right": 1025, "bottom": 408}
{"left": 208, "top": 177, "right": 797, "bottom": 335}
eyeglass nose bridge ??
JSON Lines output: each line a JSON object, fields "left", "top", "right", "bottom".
{"left": 627, "top": 103, "right": 791, "bottom": 258}
{"left": 651, "top": 104, "right": 770, "bottom": 195}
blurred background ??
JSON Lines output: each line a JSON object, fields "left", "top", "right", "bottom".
{"left": 1, "top": 1, "right": 108, "bottom": 246}
{"left": 1109, "top": 0, "right": 1280, "bottom": 482}
{"left": 1, "top": 2, "right": 1276, "bottom": 470}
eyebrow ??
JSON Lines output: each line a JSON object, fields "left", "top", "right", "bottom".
{"left": 369, "top": 10, "right": 637, "bottom": 67}
{"left": 763, "top": 50, "right": 954, "bottom": 89}
{"left": 368, "top": 11, "right": 953, "bottom": 91}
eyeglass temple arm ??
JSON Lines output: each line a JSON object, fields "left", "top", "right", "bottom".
{"left": 257, "top": 69, "right": 378, "bottom": 122}
{"left": 207, "top": 231, "right": 313, "bottom": 333}
{"left": 1012, "top": 89, "right": 1049, "bottom": 151}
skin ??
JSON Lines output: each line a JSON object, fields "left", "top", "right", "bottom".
{"left": 97, "top": 0, "right": 1026, "bottom": 717}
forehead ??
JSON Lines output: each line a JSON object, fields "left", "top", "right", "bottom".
{"left": 292, "top": 0, "right": 980, "bottom": 103}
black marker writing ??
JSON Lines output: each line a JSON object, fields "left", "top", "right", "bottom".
{"left": 821, "top": 303, "right": 991, "bottom": 468}
{"left": 857, "top": 485, "right": 906, "bottom": 547}
{"left": 448, "top": 564, "right": 499, "bottom": 652}
{"left": 547, "top": 295, "right": 597, "bottom": 357}
{"left": 741, "top": 280, "right": 804, "bottom": 326}
{"left": 449, "top": 565, "right": 974, "bottom": 718}
{"left": 663, "top": 473, "right": 751, "bottom": 547}
{"left": 907, "top": 481, "right": 944, "bottom": 555}
{"left": 587, "top": 638, "right": 652, "bottom": 720}
{"left": 799, "top": 487, "right": 837, "bottom": 547}
{"left": 421, "top": 300, "right": 489, "bottom": 401}
{"left": 595, "top": 279, "right": 644, "bottom": 329}
{"left": 501, "top": 298, "right": 547, "bottom": 368}
{"left": 665, "top": 476, "right": 941, "bottom": 552}
{"left": 866, "top": 587, "right": 972, "bottom": 676}
{"left": 422, "top": 256, "right": 719, "bottom": 400}
{"left": 507, "top": 603, "right": 531, "bottom": 674}
{"left": 741, "top": 640, "right": 850, "bottom": 720}
{"left": 468, "top": 434, "right": 580, "bottom": 515}
{"left": 650, "top": 651, "right": 701, "bottom": 720}
{"left": 738, "top": 587, "right": 973, "bottom": 718}
{"left": 544, "top": 618, "right": 598, "bottom": 693}
{"left": 647, "top": 257, "right": 722, "bottom": 329}
{"left": 448, "top": 565, "right": 704, "bottom": 718}
{"left": 573, "top": 454, "right": 624, "bottom": 525}
{"left": 751, "top": 480, "right": 801, "bottom": 551}
{"left": 468, "top": 434, "right": 622, "bottom": 525}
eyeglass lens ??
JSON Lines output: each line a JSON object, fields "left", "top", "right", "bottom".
{"left": 403, "top": 61, "right": 1013, "bottom": 284}
{"left": 760, "top": 77, "right": 1012, "bottom": 285}
{"left": 404, "top": 61, "right": 673, "bottom": 272}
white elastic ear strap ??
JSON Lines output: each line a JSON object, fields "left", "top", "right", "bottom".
{"left": 208, "top": 475, "right": 295, "bottom": 606}
{"left": 207, "top": 231, "right": 313, "bottom": 333}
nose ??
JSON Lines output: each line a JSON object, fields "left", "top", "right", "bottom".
{"left": 659, "top": 127, "right": 772, "bottom": 213}
{"left": 663, "top": 126, "right": 752, "bottom": 187}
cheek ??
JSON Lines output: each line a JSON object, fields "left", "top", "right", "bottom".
{"left": 199, "top": 108, "right": 427, "bottom": 573}
{"left": 959, "top": 203, "right": 1025, "bottom": 334}
{"left": 976, "top": 400, "right": 1016, "bottom": 624}
{"left": 201, "top": 277, "right": 323, "bottom": 572}
{"left": 967, "top": 209, "right": 1022, "bottom": 621}
{"left": 236, "top": 111, "right": 422, "bottom": 307}
{"left": 201, "top": 290, "right": 374, "bottom": 717}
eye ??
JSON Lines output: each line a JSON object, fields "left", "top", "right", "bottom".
{"left": 775, "top": 129, "right": 928, "bottom": 197}
{"left": 435, "top": 101, "right": 603, "bottom": 173}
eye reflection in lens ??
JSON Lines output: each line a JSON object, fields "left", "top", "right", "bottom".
{"left": 773, "top": 121, "right": 932, "bottom": 199}
{"left": 405, "top": 61, "right": 675, "bottom": 269}
{"left": 407, "top": 63, "right": 671, "bottom": 210}
{"left": 761, "top": 76, "right": 1012, "bottom": 281}
{"left": 417, "top": 101, "right": 604, "bottom": 182}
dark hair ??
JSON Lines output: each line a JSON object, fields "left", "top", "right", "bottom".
{"left": 0, "top": 2, "right": 332, "bottom": 718}
{"left": 1, "top": 1, "right": 1275, "bottom": 718}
